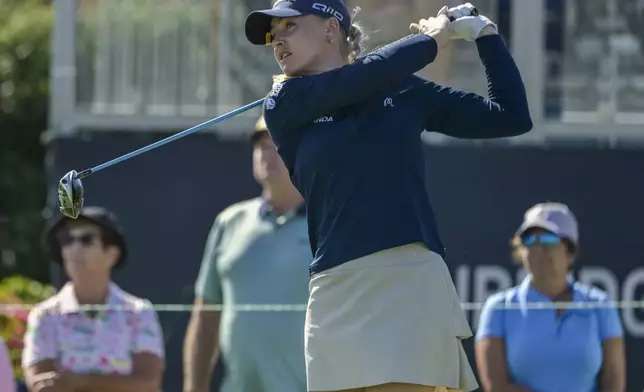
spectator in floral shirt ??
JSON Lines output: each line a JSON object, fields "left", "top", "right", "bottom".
{"left": 21, "top": 206, "right": 165, "bottom": 392}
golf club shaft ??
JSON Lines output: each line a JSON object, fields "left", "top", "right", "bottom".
{"left": 76, "top": 98, "right": 265, "bottom": 179}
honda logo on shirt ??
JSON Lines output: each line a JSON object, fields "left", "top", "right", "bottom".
{"left": 312, "top": 3, "right": 344, "bottom": 22}
{"left": 314, "top": 116, "right": 334, "bottom": 123}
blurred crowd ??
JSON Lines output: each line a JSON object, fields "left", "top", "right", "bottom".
{"left": 1, "top": 115, "right": 625, "bottom": 392}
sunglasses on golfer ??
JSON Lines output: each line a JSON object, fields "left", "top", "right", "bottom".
{"left": 57, "top": 232, "right": 100, "bottom": 247}
{"left": 520, "top": 232, "right": 563, "bottom": 248}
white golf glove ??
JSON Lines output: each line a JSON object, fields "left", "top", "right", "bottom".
{"left": 447, "top": 3, "right": 497, "bottom": 41}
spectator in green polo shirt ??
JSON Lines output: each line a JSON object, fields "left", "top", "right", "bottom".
{"left": 182, "top": 115, "right": 311, "bottom": 392}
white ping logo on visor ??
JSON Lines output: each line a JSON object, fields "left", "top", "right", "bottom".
{"left": 312, "top": 3, "right": 344, "bottom": 22}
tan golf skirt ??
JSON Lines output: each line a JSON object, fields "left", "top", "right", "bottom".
{"left": 304, "top": 243, "right": 479, "bottom": 392}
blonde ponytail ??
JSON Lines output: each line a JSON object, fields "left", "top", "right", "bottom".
{"left": 272, "top": 74, "right": 295, "bottom": 84}
{"left": 345, "top": 7, "right": 367, "bottom": 63}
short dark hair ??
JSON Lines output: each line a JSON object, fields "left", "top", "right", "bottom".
{"left": 249, "top": 115, "right": 269, "bottom": 146}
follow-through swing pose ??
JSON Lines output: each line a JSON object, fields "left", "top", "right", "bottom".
{"left": 244, "top": 1, "right": 533, "bottom": 391}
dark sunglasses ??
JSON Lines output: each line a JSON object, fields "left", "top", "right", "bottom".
{"left": 520, "top": 232, "right": 562, "bottom": 248}
{"left": 58, "top": 232, "right": 100, "bottom": 247}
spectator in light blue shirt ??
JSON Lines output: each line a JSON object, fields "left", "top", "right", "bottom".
{"left": 475, "top": 202, "right": 625, "bottom": 392}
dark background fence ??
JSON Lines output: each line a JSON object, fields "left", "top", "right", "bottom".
{"left": 45, "top": 133, "right": 644, "bottom": 391}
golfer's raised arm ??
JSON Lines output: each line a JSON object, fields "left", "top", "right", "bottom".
{"left": 263, "top": 34, "right": 440, "bottom": 138}
{"left": 417, "top": 33, "right": 533, "bottom": 138}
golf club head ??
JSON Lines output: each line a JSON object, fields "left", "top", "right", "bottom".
{"left": 57, "top": 170, "right": 84, "bottom": 219}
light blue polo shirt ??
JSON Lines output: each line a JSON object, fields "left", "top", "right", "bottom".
{"left": 476, "top": 275, "right": 624, "bottom": 392}
{"left": 195, "top": 197, "right": 311, "bottom": 392}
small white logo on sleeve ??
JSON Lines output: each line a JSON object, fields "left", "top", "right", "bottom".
{"left": 384, "top": 97, "right": 394, "bottom": 107}
{"left": 266, "top": 98, "right": 276, "bottom": 110}
{"left": 269, "top": 82, "right": 284, "bottom": 98}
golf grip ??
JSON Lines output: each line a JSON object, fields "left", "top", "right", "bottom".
{"left": 449, "top": 7, "right": 478, "bottom": 22}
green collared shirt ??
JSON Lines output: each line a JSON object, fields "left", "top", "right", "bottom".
{"left": 194, "top": 197, "right": 310, "bottom": 391}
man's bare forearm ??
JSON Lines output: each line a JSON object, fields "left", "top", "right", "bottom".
{"left": 75, "top": 374, "right": 159, "bottom": 392}
{"left": 183, "top": 309, "right": 221, "bottom": 392}
{"left": 600, "top": 368, "right": 625, "bottom": 392}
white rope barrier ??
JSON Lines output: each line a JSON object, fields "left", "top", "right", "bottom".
{"left": 0, "top": 301, "right": 641, "bottom": 312}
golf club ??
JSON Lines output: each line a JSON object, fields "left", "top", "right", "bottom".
{"left": 57, "top": 98, "right": 265, "bottom": 219}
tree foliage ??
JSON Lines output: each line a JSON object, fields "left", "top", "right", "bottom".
{"left": 0, "top": 275, "right": 55, "bottom": 380}
{"left": 0, "top": 0, "right": 52, "bottom": 282}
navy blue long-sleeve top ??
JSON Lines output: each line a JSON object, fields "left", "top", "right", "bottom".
{"left": 262, "top": 33, "right": 533, "bottom": 276}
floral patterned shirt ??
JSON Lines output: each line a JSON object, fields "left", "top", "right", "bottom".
{"left": 21, "top": 282, "right": 165, "bottom": 375}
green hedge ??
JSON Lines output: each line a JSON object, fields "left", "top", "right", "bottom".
{"left": 0, "top": 274, "right": 56, "bottom": 380}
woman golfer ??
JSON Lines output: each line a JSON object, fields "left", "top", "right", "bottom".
{"left": 244, "top": 1, "right": 533, "bottom": 391}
